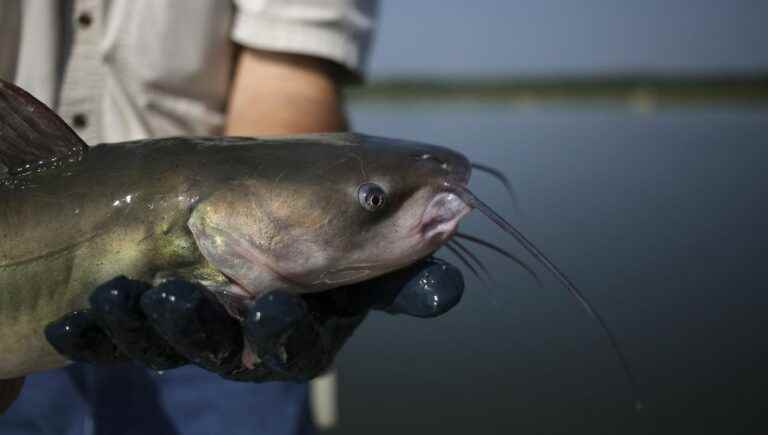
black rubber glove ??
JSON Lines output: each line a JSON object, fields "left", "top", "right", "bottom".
{"left": 44, "top": 257, "right": 464, "bottom": 382}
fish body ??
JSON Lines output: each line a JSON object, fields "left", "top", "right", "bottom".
{"left": 0, "top": 80, "right": 471, "bottom": 378}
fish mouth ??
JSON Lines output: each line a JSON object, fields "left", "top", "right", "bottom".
{"left": 420, "top": 192, "right": 471, "bottom": 243}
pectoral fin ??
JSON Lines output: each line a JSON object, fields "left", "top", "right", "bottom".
{"left": 0, "top": 79, "right": 87, "bottom": 179}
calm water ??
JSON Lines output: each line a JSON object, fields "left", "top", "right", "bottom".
{"left": 331, "top": 101, "right": 768, "bottom": 434}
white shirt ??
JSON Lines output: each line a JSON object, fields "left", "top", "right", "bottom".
{"left": 1, "top": 0, "right": 377, "bottom": 145}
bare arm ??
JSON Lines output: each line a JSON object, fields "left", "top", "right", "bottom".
{"left": 224, "top": 48, "right": 350, "bottom": 135}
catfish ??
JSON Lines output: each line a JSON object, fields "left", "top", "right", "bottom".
{"left": 0, "top": 80, "right": 641, "bottom": 410}
{"left": 0, "top": 80, "right": 473, "bottom": 377}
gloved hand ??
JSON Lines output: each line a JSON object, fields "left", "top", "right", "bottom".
{"left": 42, "top": 257, "right": 464, "bottom": 382}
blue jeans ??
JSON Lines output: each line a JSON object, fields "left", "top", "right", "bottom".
{"left": 1, "top": 363, "right": 314, "bottom": 435}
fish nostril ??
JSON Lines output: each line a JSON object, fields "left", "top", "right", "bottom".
{"left": 413, "top": 152, "right": 449, "bottom": 167}
{"left": 412, "top": 153, "right": 460, "bottom": 177}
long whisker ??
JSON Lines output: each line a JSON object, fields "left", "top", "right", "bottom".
{"left": 445, "top": 242, "right": 487, "bottom": 286}
{"left": 471, "top": 162, "right": 520, "bottom": 212}
{"left": 454, "top": 232, "right": 542, "bottom": 287}
{"left": 450, "top": 239, "right": 492, "bottom": 282}
{"left": 452, "top": 185, "right": 642, "bottom": 411}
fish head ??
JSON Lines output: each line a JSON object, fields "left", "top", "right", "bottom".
{"left": 188, "top": 133, "right": 472, "bottom": 296}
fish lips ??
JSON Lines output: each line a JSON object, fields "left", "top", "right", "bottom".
{"left": 420, "top": 192, "right": 472, "bottom": 242}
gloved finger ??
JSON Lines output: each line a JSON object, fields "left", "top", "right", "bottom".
{"left": 382, "top": 257, "right": 464, "bottom": 317}
{"left": 316, "top": 257, "right": 465, "bottom": 318}
{"left": 240, "top": 290, "right": 328, "bottom": 379}
{"left": 88, "top": 276, "right": 187, "bottom": 370}
{"left": 237, "top": 291, "right": 365, "bottom": 382}
{"left": 140, "top": 279, "right": 243, "bottom": 375}
{"left": 241, "top": 291, "right": 308, "bottom": 373}
{"left": 44, "top": 309, "right": 127, "bottom": 364}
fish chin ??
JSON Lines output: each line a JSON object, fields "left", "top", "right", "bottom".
{"left": 188, "top": 216, "right": 300, "bottom": 298}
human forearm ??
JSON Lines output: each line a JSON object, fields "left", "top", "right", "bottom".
{"left": 224, "top": 48, "right": 349, "bottom": 135}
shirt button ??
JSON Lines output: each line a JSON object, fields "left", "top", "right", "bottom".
{"left": 77, "top": 12, "right": 93, "bottom": 28}
{"left": 72, "top": 114, "right": 88, "bottom": 129}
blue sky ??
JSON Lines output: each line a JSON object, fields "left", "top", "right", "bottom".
{"left": 367, "top": 0, "right": 767, "bottom": 77}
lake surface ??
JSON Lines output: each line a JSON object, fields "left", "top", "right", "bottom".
{"left": 330, "top": 101, "right": 768, "bottom": 434}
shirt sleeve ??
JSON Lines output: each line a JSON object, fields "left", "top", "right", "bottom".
{"left": 231, "top": 0, "right": 378, "bottom": 78}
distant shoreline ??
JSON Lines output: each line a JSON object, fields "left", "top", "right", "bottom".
{"left": 347, "top": 73, "right": 768, "bottom": 104}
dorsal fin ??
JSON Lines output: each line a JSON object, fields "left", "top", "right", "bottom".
{"left": 0, "top": 79, "right": 88, "bottom": 178}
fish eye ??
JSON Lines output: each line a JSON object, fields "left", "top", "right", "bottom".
{"left": 357, "top": 183, "right": 386, "bottom": 212}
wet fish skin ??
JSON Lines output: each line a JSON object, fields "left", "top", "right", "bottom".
{"left": 0, "top": 134, "right": 470, "bottom": 379}
{"left": 1, "top": 139, "right": 206, "bottom": 377}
